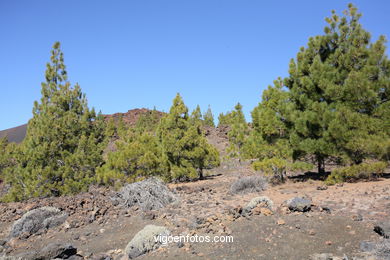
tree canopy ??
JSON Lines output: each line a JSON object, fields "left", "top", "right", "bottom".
{"left": 242, "top": 4, "right": 389, "bottom": 181}
{"left": 158, "top": 94, "right": 220, "bottom": 180}
{"left": 2, "top": 42, "right": 106, "bottom": 201}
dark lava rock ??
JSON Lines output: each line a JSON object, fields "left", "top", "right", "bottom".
{"left": 16, "top": 243, "right": 77, "bottom": 259}
{"left": 285, "top": 197, "right": 312, "bottom": 212}
{"left": 374, "top": 222, "right": 390, "bottom": 238}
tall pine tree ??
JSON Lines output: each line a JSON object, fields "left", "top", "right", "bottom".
{"left": 0, "top": 138, "right": 16, "bottom": 181}
{"left": 243, "top": 79, "right": 312, "bottom": 182}
{"left": 157, "top": 94, "right": 220, "bottom": 180}
{"left": 227, "top": 103, "right": 249, "bottom": 157}
{"left": 284, "top": 4, "right": 389, "bottom": 173}
{"left": 135, "top": 107, "right": 161, "bottom": 133}
{"left": 203, "top": 105, "right": 215, "bottom": 127}
{"left": 3, "top": 42, "right": 105, "bottom": 201}
{"left": 189, "top": 105, "right": 202, "bottom": 126}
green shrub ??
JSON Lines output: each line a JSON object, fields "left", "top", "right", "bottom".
{"left": 97, "top": 131, "right": 169, "bottom": 188}
{"left": 325, "top": 162, "right": 388, "bottom": 185}
{"left": 253, "top": 158, "right": 287, "bottom": 181}
{"left": 253, "top": 158, "right": 313, "bottom": 182}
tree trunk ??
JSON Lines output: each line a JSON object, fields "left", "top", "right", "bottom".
{"left": 317, "top": 156, "right": 325, "bottom": 175}
{"left": 199, "top": 168, "right": 204, "bottom": 180}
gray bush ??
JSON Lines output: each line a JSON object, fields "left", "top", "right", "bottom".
{"left": 243, "top": 196, "right": 274, "bottom": 215}
{"left": 230, "top": 176, "right": 268, "bottom": 194}
{"left": 10, "top": 207, "right": 68, "bottom": 238}
{"left": 112, "top": 177, "right": 177, "bottom": 211}
{"left": 125, "top": 225, "right": 170, "bottom": 259}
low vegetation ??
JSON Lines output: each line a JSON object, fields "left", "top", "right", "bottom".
{"left": 230, "top": 176, "right": 268, "bottom": 194}
{"left": 325, "top": 161, "right": 388, "bottom": 184}
{"left": 112, "top": 177, "right": 177, "bottom": 211}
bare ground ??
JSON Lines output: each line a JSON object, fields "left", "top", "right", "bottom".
{"left": 0, "top": 158, "right": 389, "bottom": 259}
{"left": 0, "top": 129, "right": 389, "bottom": 259}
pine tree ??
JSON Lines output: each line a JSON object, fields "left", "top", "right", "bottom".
{"left": 243, "top": 79, "right": 290, "bottom": 160}
{"left": 3, "top": 42, "right": 105, "bottom": 201}
{"left": 157, "top": 94, "right": 220, "bottom": 180}
{"left": 284, "top": 4, "right": 390, "bottom": 173}
{"left": 227, "top": 103, "right": 249, "bottom": 157}
{"left": 182, "top": 125, "right": 220, "bottom": 179}
{"left": 97, "top": 129, "right": 169, "bottom": 187}
{"left": 189, "top": 105, "right": 202, "bottom": 126}
{"left": 186, "top": 105, "right": 219, "bottom": 179}
{"left": 105, "top": 117, "right": 117, "bottom": 139}
{"left": 218, "top": 112, "right": 234, "bottom": 127}
{"left": 243, "top": 79, "right": 313, "bottom": 181}
{"left": 0, "top": 139, "right": 19, "bottom": 185}
{"left": 116, "top": 114, "right": 128, "bottom": 138}
{"left": 203, "top": 105, "right": 215, "bottom": 127}
{"left": 135, "top": 107, "right": 161, "bottom": 133}
{"left": 0, "top": 138, "right": 10, "bottom": 179}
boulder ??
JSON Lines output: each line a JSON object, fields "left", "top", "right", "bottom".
{"left": 14, "top": 243, "right": 77, "bottom": 260}
{"left": 10, "top": 207, "right": 68, "bottom": 238}
{"left": 38, "top": 243, "right": 77, "bottom": 259}
{"left": 125, "top": 225, "right": 170, "bottom": 259}
{"left": 285, "top": 197, "right": 312, "bottom": 212}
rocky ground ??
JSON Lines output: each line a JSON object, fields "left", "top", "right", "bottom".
{"left": 0, "top": 128, "right": 389, "bottom": 260}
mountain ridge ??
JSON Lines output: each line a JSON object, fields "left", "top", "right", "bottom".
{"left": 0, "top": 108, "right": 164, "bottom": 143}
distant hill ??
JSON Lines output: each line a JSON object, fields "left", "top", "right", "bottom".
{"left": 0, "top": 124, "right": 27, "bottom": 143}
{"left": 0, "top": 108, "right": 164, "bottom": 143}
{"left": 104, "top": 108, "right": 164, "bottom": 126}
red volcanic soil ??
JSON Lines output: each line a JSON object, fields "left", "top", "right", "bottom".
{"left": 103, "top": 108, "right": 164, "bottom": 126}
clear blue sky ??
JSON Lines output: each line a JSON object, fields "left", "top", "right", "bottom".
{"left": 0, "top": 0, "right": 389, "bottom": 130}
